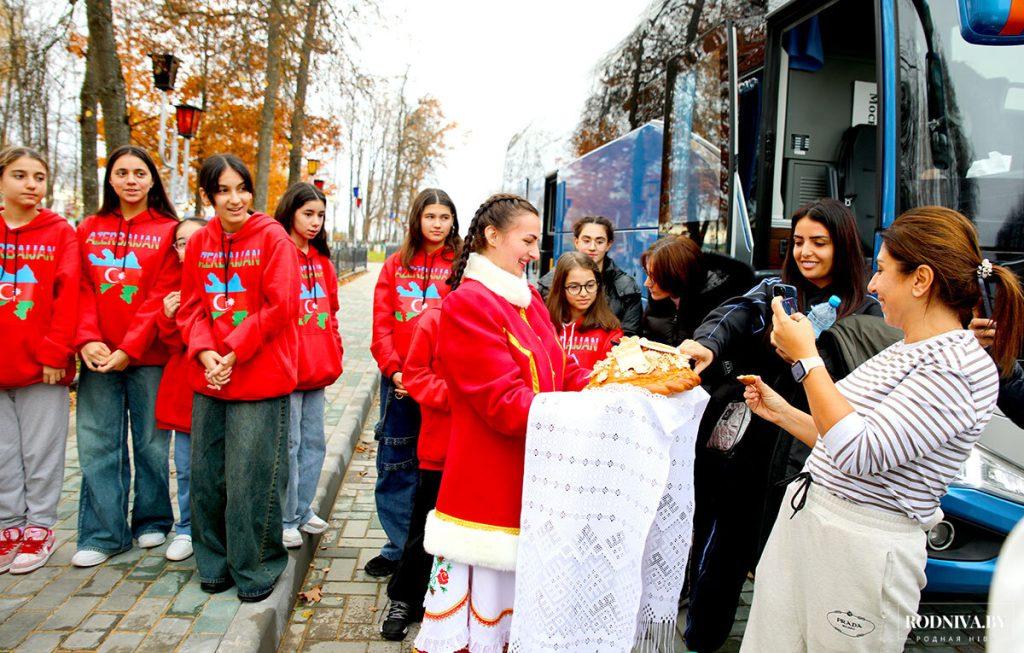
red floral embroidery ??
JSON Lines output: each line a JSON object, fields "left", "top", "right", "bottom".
{"left": 438, "top": 568, "right": 449, "bottom": 585}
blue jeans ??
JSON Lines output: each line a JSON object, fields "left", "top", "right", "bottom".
{"left": 173, "top": 432, "right": 191, "bottom": 536}
{"left": 190, "top": 393, "right": 289, "bottom": 598}
{"left": 76, "top": 366, "right": 173, "bottom": 554}
{"left": 374, "top": 376, "right": 420, "bottom": 560}
{"left": 283, "top": 389, "right": 326, "bottom": 530}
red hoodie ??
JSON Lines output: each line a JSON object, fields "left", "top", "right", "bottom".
{"left": 370, "top": 249, "right": 454, "bottom": 379}
{"left": 177, "top": 213, "right": 300, "bottom": 401}
{"left": 0, "top": 209, "right": 79, "bottom": 389}
{"left": 76, "top": 209, "right": 179, "bottom": 365}
{"left": 295, "top": 247, "right": 343, "bottom": 391}
{"left": 402, "top": 308, "right": 449, "bottom": 471}
{"left": 154, "top": 258, "right": 191, "bottom": 433}
{"left": 557, "top": 320, "right": 622, "bottom": 372}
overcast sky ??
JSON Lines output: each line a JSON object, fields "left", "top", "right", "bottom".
{"left": 346, "top": 0, "right": 651, "bottom": 221}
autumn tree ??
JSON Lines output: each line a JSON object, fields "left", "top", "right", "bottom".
{"left": 572, "top": 0, "right": 765, "bottom": 156}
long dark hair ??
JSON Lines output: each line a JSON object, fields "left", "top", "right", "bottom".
{"left": 99, "top": 146, "right": 177, "bottom": 219}
{"left": 883, "top": 206, "right": 1024, "bottom": 376}
{"left": 546, "top": 251, "right": 620, "bottom": 331}
{"left": 274, "top": 183, "right": 330, "bottom": 257}
{"left": 781, "top": 198, "right": 867, "bottom": 319}
{"left": 399, "top": 188, "right": 461, "bottom": 268}
{"left": 198, "top": 154, "right": 254, "bottom": 209}
{"left": 447, "top": 193, "right": 538, "bottom": 290}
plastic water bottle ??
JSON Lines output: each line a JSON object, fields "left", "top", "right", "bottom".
{"left": 807, "top": 295, "right": 841, "bottom": 339}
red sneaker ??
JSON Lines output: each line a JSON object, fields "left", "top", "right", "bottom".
{"left": 10, "top": 527, "right": 54, "bottom": 574}
{"left": 0, "top": 527, "right": 23, "bottom": 573}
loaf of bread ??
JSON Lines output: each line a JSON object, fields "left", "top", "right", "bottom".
{"left": 585, "top": 336, "right": 701, "bottom": 396}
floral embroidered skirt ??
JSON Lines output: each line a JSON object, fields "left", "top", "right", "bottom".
{"left": 413, "top": 556, "right": 515, "bottom": 653}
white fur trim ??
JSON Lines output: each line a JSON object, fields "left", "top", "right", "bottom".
{"left": 423, "top": 509, "right": 519, "bottom": 571}
{"left": 463, "top": 252, "right": 532, "bottom": 308}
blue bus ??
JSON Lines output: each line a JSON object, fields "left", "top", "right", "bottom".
{"left": 536, "top": 0, "right": 1024, "bottom": 596}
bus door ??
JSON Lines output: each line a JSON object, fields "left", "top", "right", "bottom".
{"left": 540, "top": 172, "right": 560, "bottom": 276}
{"left": 661, "top": 17, "right": 765, "bottom": 269}
{"left": 756, "top": 0, "right": 883, "bottom": 269}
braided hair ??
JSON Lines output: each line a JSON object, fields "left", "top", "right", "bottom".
{"left": 447, "top": 193, "right": 539, "bottom": 290}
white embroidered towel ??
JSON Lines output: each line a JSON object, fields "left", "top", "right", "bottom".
{"left": 510, "top": 384, "right": 709, "bottom": 652}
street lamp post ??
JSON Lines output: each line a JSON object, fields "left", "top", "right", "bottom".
{"left": 174, "top": 104, "right": 204, "bottom": 209}
{"left": 149, "top": 53, "right": 181, "bottom": 168}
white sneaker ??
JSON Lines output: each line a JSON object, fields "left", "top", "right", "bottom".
{"left": 137, "top": 532, "right": 166, "bottom": 549}
{"left": 300, "top": 515, "right": 328, "bottom": 534}
{"left": 165, "top": 535, "right": 193, "bottom": 561}
{"left": 71, "top": 549, "right": 110, "bottom": 567}
{"left": 282, "top": 528, "right": 303, "bottom": 549}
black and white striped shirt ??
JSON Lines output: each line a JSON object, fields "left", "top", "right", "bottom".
{"left": 807, "top": 329, "right": 999, "bottom": 527}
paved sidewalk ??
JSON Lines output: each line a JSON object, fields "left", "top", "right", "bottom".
{"left": 285, "top": 405, "right": 415, "bottom": 653}
{"left": 0, "top": 263, "right": 382, "bottom": 653}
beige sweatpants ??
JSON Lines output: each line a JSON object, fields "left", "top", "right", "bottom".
{"left": 740, "top": 482, "right": 927, "bottom": 653}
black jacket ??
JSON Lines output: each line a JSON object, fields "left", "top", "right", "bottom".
{"left": 536, "top": 256, "right": 643, "bottom": 336}
{"left": 999, "top": 362, "right": 1024, "bottom": 427}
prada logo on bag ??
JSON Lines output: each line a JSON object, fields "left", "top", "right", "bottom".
{"left": 826, "top": 610, "right": 877, "bottom": 638}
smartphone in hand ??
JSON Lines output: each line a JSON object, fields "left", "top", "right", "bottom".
{"left": 772, "top": 283, "right": 799, "bottom": 316}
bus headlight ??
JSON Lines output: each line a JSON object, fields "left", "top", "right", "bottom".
{"left": 955, "top": 445, "right": 1024, "bottom": 505}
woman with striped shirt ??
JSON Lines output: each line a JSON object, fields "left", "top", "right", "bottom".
{"left": 738, "top": 206, "right": 1024, "bottom": 652}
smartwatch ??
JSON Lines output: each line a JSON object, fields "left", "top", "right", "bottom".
{"left": 791, "top": 356, "right": 824, "bottom": 383}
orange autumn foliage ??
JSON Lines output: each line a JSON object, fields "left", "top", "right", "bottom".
{"left": 110, "top": 1, "right": 341, "bottom": 212}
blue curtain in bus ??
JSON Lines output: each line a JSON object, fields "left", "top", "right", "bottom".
{"left": 785, "top": 15, "right": 825, "bottom": 72}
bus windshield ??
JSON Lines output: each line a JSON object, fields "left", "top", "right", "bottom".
{"left": 898, "top": 0, "right": 1024, "bottom": 253}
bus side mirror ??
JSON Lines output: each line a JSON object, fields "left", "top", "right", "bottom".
{"left": 958, "top": 0, "right": 1024, "bottom": 45}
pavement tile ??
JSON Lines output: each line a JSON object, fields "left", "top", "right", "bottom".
{"left": 39, "top": 596, "right": 100, "bottom": 630}
{"left": 143, "top": 569, "right": 192, "bottom": 597}
{"left": 96, "top": 580, "right": 146, "bottom": 612}
{"left": 167, "top": 580, "right": 209, "bottom": 616}
{"left": 307, "top": 608, "right": 345, "bottom": 640}
{"left": 134, "top": 616, "right": 190, "bottom": 652}
{"left": 192, "top": 598, "right": 239, "bottom": 634}
{"left": 76, "top": 566, "right": 125, "bottom": 596}
{"left": 95, "top": 631, "right": 144, "bottom": 652}
{"left": 12, "top": 631, "right": 64, "bottom": 652}
{"left": 0, "top": 609, "right": 48, "bottom": 648}
{"left": 117, "top": 597, "right": 170, "bottom": 631}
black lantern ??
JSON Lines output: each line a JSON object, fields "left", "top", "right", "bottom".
{"left": 307, "top": 158, "right": 320, "bottom": 176}
{"left": 175, "top": 104, "right": 203, "bottom": 139}
{"left": 150, "top": 53, "right": 181, "bottom": 92}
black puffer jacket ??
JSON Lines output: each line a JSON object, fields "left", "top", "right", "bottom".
{"left": 536, "top": 256, "right": 643, "bottom": 336}
{"left": 999, "top": 362, "right": 1024, "bottom": 427}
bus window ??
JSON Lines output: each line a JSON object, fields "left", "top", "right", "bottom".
{"left": 662, "top": 26, "right": 731, "bottom": 253}
{"left": 897, "top": 0, "right": 1024, "bottom": 255}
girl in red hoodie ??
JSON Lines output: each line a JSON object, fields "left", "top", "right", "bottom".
{"left": 0, "top": 147, "right": 79, "bottom": 575}
{"left": 273, "top": 183, "right": 343, "bottom": 549}
{"left": 176, "top": 154, "right": 299, "bottom": 602}
{"left": 73, "top": 146, "right": 179, "bottom": 568}
{"left": 381, "top": 306, "right": 450, "bottom": 640}
{"left": 545, "top": 251, "right": 622, "bottom": 372}
{"left": 367, "top": 189, "right": 460, "bottom": 577}
{"left": 154, "top": 217, "right": 206, "bottom": 563}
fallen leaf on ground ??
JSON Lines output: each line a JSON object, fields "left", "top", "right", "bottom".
{"left": 299, "top": 586, "right": 323, "bottom": 604}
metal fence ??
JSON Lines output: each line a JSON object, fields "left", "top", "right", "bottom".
{"left": 332, "top": 245, "right": 368, "bottom": 276}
